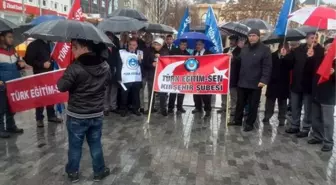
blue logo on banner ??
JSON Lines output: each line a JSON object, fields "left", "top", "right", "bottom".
{"left": 126, "top": 56, "right": 139, "bottom": 70}
{"left": 184, "top": 58, "right": 199, "bottom": 72}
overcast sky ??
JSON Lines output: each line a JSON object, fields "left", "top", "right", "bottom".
{"left": 323, "top": 0, "right": 335, "bottom": 4}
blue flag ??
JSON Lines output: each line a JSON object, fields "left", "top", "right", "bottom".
{"left": 274, "top": 0, "right": 295, "bottom": 36}
{"left": 205, "top": 6, "right": 223, "bottom": 53}
{"left": 177, "top": 8, "right": 190, "bottom": 38}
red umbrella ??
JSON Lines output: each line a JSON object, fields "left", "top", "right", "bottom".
{"left": 288, "top": 6, "right": 336, "bottom": 30}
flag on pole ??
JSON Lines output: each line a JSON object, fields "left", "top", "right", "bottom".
{"left": 177, "top": 8, "right": 190, "bottom": 38}
{"left": 317, "top": 37, "right": 336, "bottom": 84}
{"left": 51, "top": 0, "right": 83, "bottom": 68}
{"left": 205, "top": 6, "right": 223, "bottom": 53}
{"left": 274, "top": 0, "right": 295, "bottom": 36}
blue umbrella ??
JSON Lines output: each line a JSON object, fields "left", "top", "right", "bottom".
{"left": 31, "top": 15, "right": 65, "bottom": 25}
{"left": 174, "top": 32, "right": 214, "bottom": 49}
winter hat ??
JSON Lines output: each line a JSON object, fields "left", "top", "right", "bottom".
{"left": 248, "top": 29, "right": 261, "bottom": 37}
{"left": 153, "top": 37, "right": 164, "bottom": 46}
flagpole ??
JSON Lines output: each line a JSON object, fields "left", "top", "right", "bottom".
{"left": 225, "top": 55, "right": 232, "bottom": 127}
{"left": 146, "top": 61, "right": 159, "bottom": 124}
{"left": 282, "top": 0, "right": 294, "bottom": 48}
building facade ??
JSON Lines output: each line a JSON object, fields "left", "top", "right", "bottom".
{"left": 0, "top": 0, "right": 70, "bottom": 24}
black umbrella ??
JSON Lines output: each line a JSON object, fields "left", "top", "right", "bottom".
{"left": 98, "top": 16, "right": 146, "bottom": 34}
{"left": 144, "top": 23, "right": 176, "bottom": 34}
{"left": 297, "top": 26, "right": 321, "bottom": 34}
{"left": 0, "top": 18, "right": 18, "bottom": 32}
{"left": 23, "top": 20, "right": 113, "bottom": 45}
{"left": 13, "top": 24, "right": 34, "bottom": 46}
{"left": 108, "top": 8, "right": 148, "bottom": 21}
{"left": 219, "top": 22, "right": 251, "bottom": 36}
{"left": 239, "top": 18, "right": 273, "bottom": 31}
{"left": 262, "top": 28, "right": 306, "bottom": 44}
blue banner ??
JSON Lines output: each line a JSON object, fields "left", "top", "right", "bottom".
{"left": 274, "top": 0, "right": 295, "bottom": 36}
{"left": 177, "top": 8, "right": 190, "bottom": 38}
{"left": 205, "top": 6, "right": 223, "bottom": 53}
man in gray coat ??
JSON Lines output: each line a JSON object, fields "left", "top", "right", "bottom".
{"left": 230, "top": 29, "right": 272, "bottom": 132}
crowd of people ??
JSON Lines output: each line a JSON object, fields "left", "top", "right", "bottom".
{"left": 0, "top": 27, "right": 335, "bottom": 182}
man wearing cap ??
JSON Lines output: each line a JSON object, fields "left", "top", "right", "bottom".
{"left": 231, "top": 29, "right": 272, "bottom": 132}
{"left": 218, "top": 35, "right": 241, "bottom": 117}
{"left": 143, "top": 37, "right": 170, "bottom": 116}
{"left": 192, "top": 40, "right": 213, "bottom": 118}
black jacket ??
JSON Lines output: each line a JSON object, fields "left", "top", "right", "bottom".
{"left": 24, "top": 39, "right": 53, "bottom": 74}
{"left": 170, "top": 48, "right": 190, "bottom": 56}
{"left": 192, "top": 49, "right": 212, "bottom": 56}
{"left": 224, "top": 47, "right": 241, "bottom": 88}
{"left": 163, "top": 44, "right": 176, "bottom": 53}
{"left": 284, "top": 43, "right": 324, "bottom": 94}
{"left": 106, "top": 47, "right": 122, "bottom": 83}
{"left": 237, "top": 42, "right": 272, "bottom": 89}
{"left": 312, "top": 59, "right": 335, "bottom": 105}
{"left": 144, "top": 47, "right": 170, "bottom": 80}
{"left": 57, "top": 52, "right": 111, "bottom": 115}
{"left": 266, "top": 51, "right": 291, "bottom": 99}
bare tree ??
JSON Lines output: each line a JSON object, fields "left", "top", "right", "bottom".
{"left": 164, "top": 0, "right": 201, "bottom": 28}
{"left": 219, "top": 0, "right": 300, "bottom": 26}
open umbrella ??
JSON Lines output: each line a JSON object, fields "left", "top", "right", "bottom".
{"left": 190, "top": 25, "right": 206, "bottom": 33}
{"left": 30, "top": 15, "right": 66, "bottom": 25}
{"left": 98, "top": 16, "right": 146, "bottom": 33}
{"left": 262, "top": 28, "right": 306, "bottom": 44}
{"left": 144, "top": 23, "right": 176, "bottom": 34}
{"left": 219, "top": 22, "right": 251, "bottom": 36}
{"left": 0, "top": 17, "right": 17, "bottom": 32}
{"left": 174, "top": 32, "right": 214, "bottom": 49}
{"left": 239, "top": 18, "right": 273, "bottom": 31}
{"left": 109, "top": 8, "right": 148, "bottom": 21}
{"left": 288, "top": 6, "right": 336, "bottom": 30}
{"left": 24, "top": 19, "right": 112, "bottom": 45}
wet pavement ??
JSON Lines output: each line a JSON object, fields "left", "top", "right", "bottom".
{"left": 0, "top": 94, "right": 335, "bottom": 185}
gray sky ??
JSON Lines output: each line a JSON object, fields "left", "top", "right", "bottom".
{"left": 323, "top": 0, "right": 336, "bottom": 4}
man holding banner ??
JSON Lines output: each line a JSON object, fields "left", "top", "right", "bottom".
{"left": 0, "top": 31, "right": 25, "bottom": 138}
{"left": 192, "top": 40, "right": 213, "bottom": 118}
{"left": 119, "top": 38, "right": 143, "bottom": 117}
{"left": 24, "top": 39, "right": 63, "bottom": 127}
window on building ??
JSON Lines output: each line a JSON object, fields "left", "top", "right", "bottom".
{"left": 28, "top": 0, "right": 33, "bottom": 3}
{"left": 42, "top": 0, "right": 47, "bottom": 6}
{"left": 54, "top": 2, "right": 58, "bottom": 10}
{"left": 64, "top": 5, "right": 68, "bottom": 12}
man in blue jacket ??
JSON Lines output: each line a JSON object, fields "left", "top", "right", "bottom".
{"left": 0, "top": 31, "right": 25, "bottom": 138}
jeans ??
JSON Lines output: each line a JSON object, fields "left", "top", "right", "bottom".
{"left": 263, "top": 97, "right": 287, "bottom": 122}
{"left": 0, "top": 89, "right": 16, "bottom": 131}
{"left": 66, "top": 116, "right": 106, "bottom": 175}
{"left": 235, "top": 87, "right": 262, "bottom": 126}
{"left": 311, "top": 101, "right": 334, "bottom": 147}
{"left": 104, "top": 83, "right": 118, "bottom": 111}
{"left": 35, "top": 105, "right": 56, "bottom": 121}
{"left": 290, "top": 92, "right": 312, "bottom": 132}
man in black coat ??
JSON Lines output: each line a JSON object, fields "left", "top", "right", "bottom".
{"left": 308, "top": 38, "right": 335, "bottom": 152}
{"left": 192, "top": 40, "right": 213, "bottom": 118}
{"left": 143, "top": 37, "right": 170, "bottom": 116}
{"left": 218, "top": 35, "right": 241, "bottom": 116}
{"left": 103, "top": 32, "right": 122, "bottom": 116}
{"left": 231, "top": 29, "right": 272, "bottom": 132}
{"left": 263, "top": 43, "right": 291, "bottom": 127}
{"left": 282, "top": 33, "right": 325, "bottom": 137}
{"left": 163, "top": 34, "right": 175, "bottom": 52}
{"left": 24, "top": 39, "right": 62, "bottom": 127}
{"left": 167, "top": 39, "right": 189, "bottom": 114}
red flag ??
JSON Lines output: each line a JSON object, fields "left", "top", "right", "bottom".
{"left": 5, "top": 70, "right": 68, "bottom": 113}
{"left": 317, "top": 37, "right": 336, "bottom": 84}
{"left": 51, "top": 0, "right": 84, "bottom": 68}
{"left": 154, "top": 54, "right": 230, "bottom": 94}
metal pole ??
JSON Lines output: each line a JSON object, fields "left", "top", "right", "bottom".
{"left": 39, "top": 0, "right": 42, "bottom": 15}
{"left": 21, "top": 0, "right": 25, "bottom": 23}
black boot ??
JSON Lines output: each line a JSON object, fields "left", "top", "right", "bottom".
{"left": 93, "top": 168, "right": 110, "bottom": 182}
